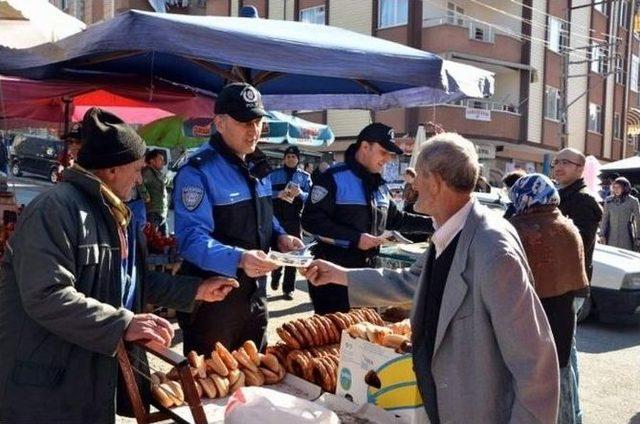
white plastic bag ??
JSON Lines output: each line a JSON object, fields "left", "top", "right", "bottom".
{"left": 224, "top": 386, "right": 339, "bottom": 424}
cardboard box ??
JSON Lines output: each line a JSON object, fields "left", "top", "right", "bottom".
{"left": 336, "top": 331, "right": 427, "bottom": 424}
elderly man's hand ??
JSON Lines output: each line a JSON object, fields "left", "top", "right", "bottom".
{"left": 124, "top": 313, "right": 174, "bottom": 347}
{"left": 195, "top": 277, "right": 239, "bottom": 302}
{"left": 357, "top": 233, "right": 384, "bottom": 251}
{"left": 302, "top": 259, "right": 348, "bottom": 286}
{"left": 239, "top": 250, "right": 279, "bottom": 277}
{"left": 277, "top": 234, "right": 305, "bottom": 253}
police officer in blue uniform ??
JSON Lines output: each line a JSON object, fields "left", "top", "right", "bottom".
{"left": 173, "top": 83, "right": 304, "bottom": 354}
{"left": 268, "top": 146, "right": 312, "bottom": 300}
{"left": 302, "top": 123, "right": 432, "bottom": 314}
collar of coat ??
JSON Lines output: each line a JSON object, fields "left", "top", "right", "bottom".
{"left": 63, "top": 165, "right": 132, "bottom": 229}
{"left": 559, "top": 178, "right": 587, "bottom": 197}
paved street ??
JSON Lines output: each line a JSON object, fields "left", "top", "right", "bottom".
{"left": 12, "top": 177, "right": 640, "bottom": 423}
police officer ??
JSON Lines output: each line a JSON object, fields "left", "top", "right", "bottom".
{"left": 173, "top": 83, "right": 304, "bottom": 354}
{"left": 302, "top": 123, "right": 432, "bottom": 314}
{"left": 268, "top": 145, "right": 312, "bottom": 300}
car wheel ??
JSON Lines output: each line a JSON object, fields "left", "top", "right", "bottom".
{"left": 49, "top": 168, "right": 59, "bottom": 184}
{"left": 11, "top": 162, "right": 22, "bottom": 177}
{"left": 576, "top": 296, "right": 592, "bottom": 323}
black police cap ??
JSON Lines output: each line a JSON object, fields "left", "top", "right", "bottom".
{"left": 357, "top": 123, "right": 403, "bottom": 155}
{"left": 214, "top": 83, "right": 267, "bottom": 122}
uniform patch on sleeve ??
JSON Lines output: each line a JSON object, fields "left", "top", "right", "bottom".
{"left": 310, "top": 186, "right": 328, "bottom": 204}
{"left": 181, "top": 186, "right": 204, "bottom": 211}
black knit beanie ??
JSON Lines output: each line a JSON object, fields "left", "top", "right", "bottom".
{"left": 78, "top": 108, "right": 147, "bottom": 170}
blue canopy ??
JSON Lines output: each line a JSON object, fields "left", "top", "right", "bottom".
{"left": 0, "top": 10, "right": 493, "bottom": 110}
{"left": 262, "top": 111, "right": 334, "bottom": 147}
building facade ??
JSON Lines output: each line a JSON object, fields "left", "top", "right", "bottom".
{"left": 51, "top": 0, "right": 640, "bottom": 183}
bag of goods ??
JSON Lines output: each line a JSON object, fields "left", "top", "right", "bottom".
{"left": 225, "top": 387, "right": 339, "bottom": 424}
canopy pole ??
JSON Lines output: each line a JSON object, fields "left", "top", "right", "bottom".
{"left": 62, "top": 97, "right": 72, "bottom": 137}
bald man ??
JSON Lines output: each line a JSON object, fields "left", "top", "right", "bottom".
{"left": 552, "top": 147, "right": 602, "bottom": 424}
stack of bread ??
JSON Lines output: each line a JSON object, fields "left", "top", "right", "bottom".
{"left": 269, "top": 308, "right": 384, "bottom": 392}
{"left": 346, "top": 318, "right": 412, "bottom": 353}
{"left": 151, "top": 340, "right": 285, "bottom": 409}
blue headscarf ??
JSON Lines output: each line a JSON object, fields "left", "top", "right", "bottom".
{"left": 508, "top": 173, "right": 560, "bottom": 214}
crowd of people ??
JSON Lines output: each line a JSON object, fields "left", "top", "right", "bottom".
{"left": 0, "top": 81, "right": 636, "bottom": 424}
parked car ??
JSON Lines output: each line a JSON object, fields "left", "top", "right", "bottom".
{"left": 9, "top": 135, "right": 64, "bottom": 183}
{"left": 475, "top": 191, "right": 640, "bottom": 324}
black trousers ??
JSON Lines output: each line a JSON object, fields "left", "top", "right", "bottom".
{"left": 271, "top": 265, "right": 297, "bottom": 293}
{"left": 307, "top": 250, "right": 372, "bottom": 314}
{"left": 271, "top": 218, "right": 302, "bottom": 294}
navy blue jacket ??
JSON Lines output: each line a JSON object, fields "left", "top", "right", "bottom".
{"left": 301, "top": 144, "right": 431, "bottom": 266}
{"left": 268, "top": 165, "right": 312, "bottom": 224}
{"left": 173, "top": 134, "right": 285, "bottom": 282}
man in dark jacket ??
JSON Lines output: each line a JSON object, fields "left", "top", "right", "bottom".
{"left": 302, "top": 123, "right": 432, "bottom": 314}
{"left": 553, "top": 147, "right": 602, "bottom": 424}
{"left": 142, "top": 148, "right": 170, "bottom": 235}
{"left": 268, "top": 145, "right": 312, "bottom": 299}
{"left": 0, "top": 108, "right": 238, "bottom": 424}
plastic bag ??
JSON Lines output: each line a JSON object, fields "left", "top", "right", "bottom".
{"left": 225, "top": 386, "right": 339, "bottom": 424}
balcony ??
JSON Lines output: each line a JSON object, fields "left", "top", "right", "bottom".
{"left": 422, "top": 14, "right": 523, "bottom": 65}
{"left": 419, "top": 100, "right": 522, "bottom": 142}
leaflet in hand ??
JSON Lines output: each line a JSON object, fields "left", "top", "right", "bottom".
{"left": 268, "top": 251, "right": 314, "bottom": 267}
{"left": 380, "top": 230, "right": 413, "bottom": 245}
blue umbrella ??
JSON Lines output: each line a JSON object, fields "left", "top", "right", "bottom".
{"left": 0, "top": 11, "right": 493, "bottom": 110}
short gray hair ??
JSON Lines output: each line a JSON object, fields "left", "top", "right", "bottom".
{"left": 416, "top": 132, "right": 480, "bottom": 193}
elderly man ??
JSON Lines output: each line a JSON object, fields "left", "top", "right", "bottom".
{"left": 0, "top": 108, "right": 238, "bottom": 424}
{"left": 306, "top": 133, "right": 559, "bottom": 423}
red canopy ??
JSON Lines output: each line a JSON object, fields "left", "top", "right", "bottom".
{"left": 0, "top": 76, "right": 214, "bottom": 128}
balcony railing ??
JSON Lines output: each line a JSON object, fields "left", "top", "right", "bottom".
{"left": 450, "top": 99, "right": 521, "bottom": 115}
{"left": 423, "top": 13, "right": 520, "bottom": 43}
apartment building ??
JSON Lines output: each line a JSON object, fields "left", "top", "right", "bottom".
{"left": 51, "top": 0, "right": 639, "bottom": 182}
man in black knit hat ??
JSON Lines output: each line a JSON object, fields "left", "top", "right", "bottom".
{"left": 0, "top": 107, "right": 239, "bottom": 424}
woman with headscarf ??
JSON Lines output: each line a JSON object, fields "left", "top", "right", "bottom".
{"left": 600, "top": 177, "right": 640, "bottom": 251}
{"left": 508, "top": 173, "right": 588, "bottom": 424}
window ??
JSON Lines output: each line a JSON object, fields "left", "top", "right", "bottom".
{"left": 590, "top": 42, "right": 608, "bottom": 74}
{"left": 614, "top": 113, "right": 622, "bottom": 139}
{"left": 594, "top": 0, "right": 608, "bottom": 16}
{"left": 544, "top": 86, "right": 561, "bottom": 121}
{"left": 61, "top": 0, "right": 68, "bottom": 10}
{"left": 299, "top": 5, "right": 325, "bottom": 24}
{"left": 588, "top": 103, "right": 603, "bottom": 133}
{"left": 470, "top": 22, "right": 494, "bottom": 42}
{"left": 632, "top": 55, "right": 639, "bottom": 92}
{"left": 619, "top": 1, "right": 630, "bottom": 28}
{"left": 615, "top": 56, "right": 625, "bottom": 84}
{"left": 447, "top": 2, "right": 465, "bottom": 26}
{"left": 378, "top": 0, "right": 408, "bottom": 28}
{"left": 548, "top": 17, "right": 568, "bottom": 53}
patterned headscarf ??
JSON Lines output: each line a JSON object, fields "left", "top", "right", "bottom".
{"left": 508, "top": 173, "right": 560, "bottom": 214}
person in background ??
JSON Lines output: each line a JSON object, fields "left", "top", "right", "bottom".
{"left": 311, "top": 161, "right": 330, "bottom": 183}
{"left": 553, "top": 147, "right": 602, "bottom": 424}
{"left": 501, "top": 169, "right": 527, "bottom": 219}
{"left": 268, "top": 145, "right": 312, "bottom": 300}
{"left": 142, "top": 149, "right": 169, "bottom": 236}
{"left": 509, "top": 173, "right": 588, "bottom": 424}
{"left": 305, "top": 133, "right": 559, "bottom": 423}
{"left": 600, "top": 177, "right": 640, "bottom": 251}
{"left": 304, "top": 162, "right": 314, "bottom": 174}
{"left": 474, "top": 175, "right": 492, "bottom": 193}
{"left": 598, "top": 173, "right": 618, "bottom": 202}
{"left": 402, "top": 167, "right": 419, "bottom": 214}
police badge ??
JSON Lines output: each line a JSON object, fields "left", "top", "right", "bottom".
{"left": 182, "top": 186, "right": 204, "bottom": 211}
{"left": 310, "top": 186, "right": 328, "bottom": 204}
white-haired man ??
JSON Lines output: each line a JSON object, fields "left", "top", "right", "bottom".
{"left": 306, "top": 133, "right": 559, "bottom": 423}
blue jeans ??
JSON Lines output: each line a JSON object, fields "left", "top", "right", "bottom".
{"left": 558, "top": 366, "right": 576, "bottom": 424}
{"left": 571, "top": 298, "right": 583, "bottom": 424}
